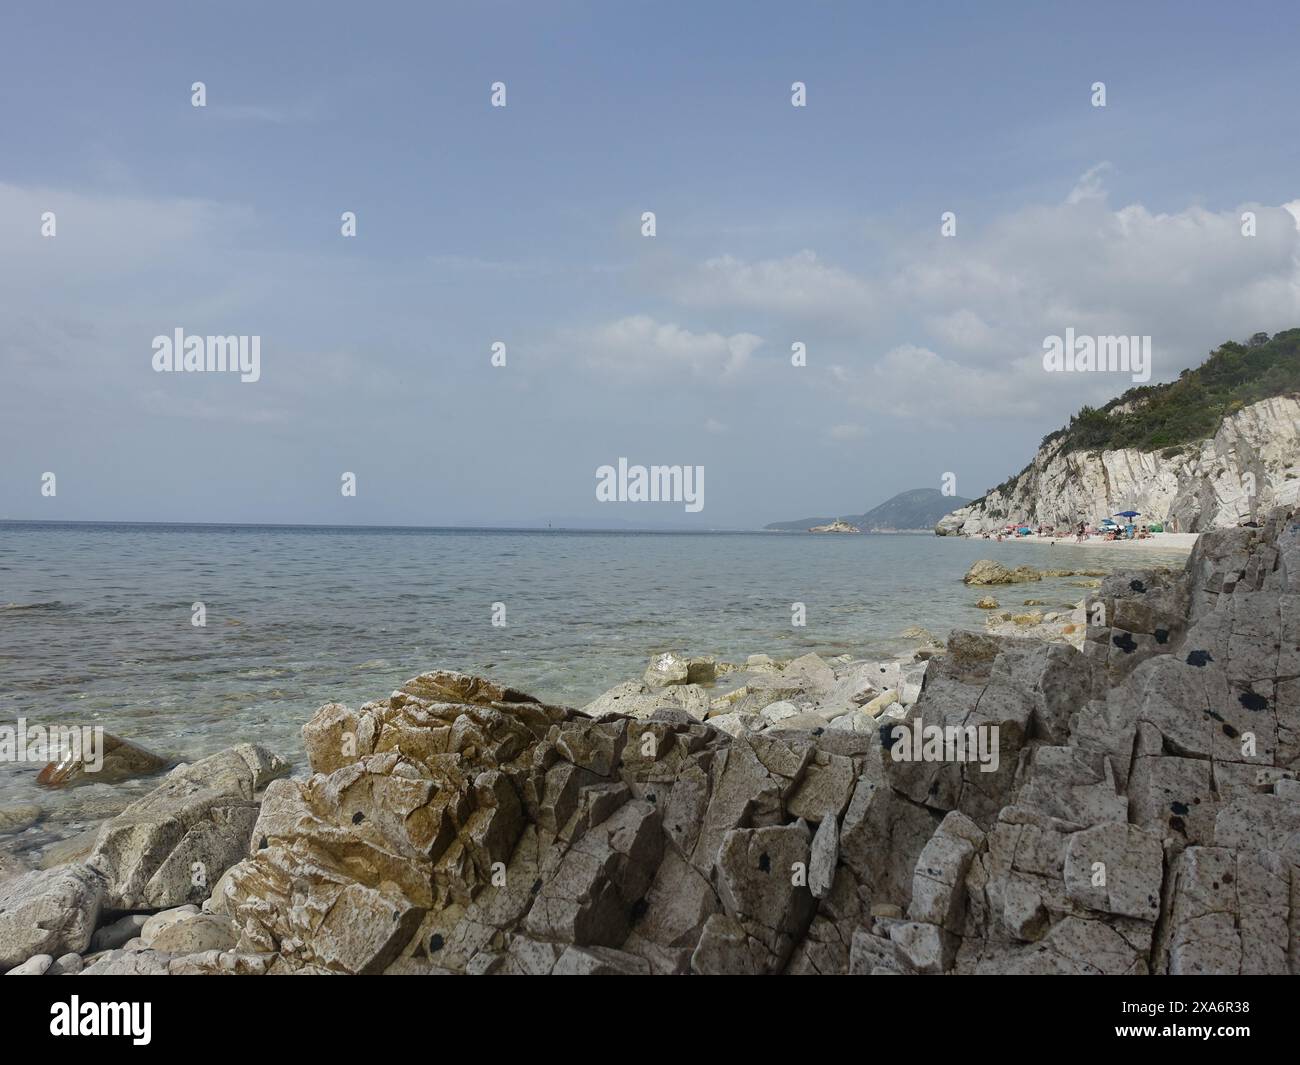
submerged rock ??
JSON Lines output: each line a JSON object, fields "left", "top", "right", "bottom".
{"left": 963, "top": 560, "right": 1043, "bottom": 585}
{"left": 36, "top": 732, "right": 170, "bottom": 788}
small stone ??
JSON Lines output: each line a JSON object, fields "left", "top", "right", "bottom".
{"left": 140, "top": 905, "right": 199, "bottom": 946}
{"left": 90, "top": 913, "right": 148, "bottom": 952}
{"left": 0, "top": 804, "right": 42, "bottom": 834}
{"left": 48, "top": 952, "right": 84, "bottom": 975}
{"left": 4, "top": 953, "right": 53, "bottom": 975}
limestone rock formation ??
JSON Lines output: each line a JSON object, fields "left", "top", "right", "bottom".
{"left": 0, "top": 863, "right": 104, "bottom": 968}
{"left": 87, "top": 743, "right": 289, "bottom": 910}
{"left": 963, "top": 560, "right": 1043, "bottom": 585}
{"left": 937, "top": 395, "right": 1300, "bottom": 535}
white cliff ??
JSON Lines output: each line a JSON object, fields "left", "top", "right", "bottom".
{"left": 937, "top": 394, "right": 1300, "bottom": 535}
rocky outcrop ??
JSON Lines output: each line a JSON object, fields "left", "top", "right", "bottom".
{"left": 4, "top": 510, "right": 1296, "bottom": 976}
{"left": 809, "top": 520, "right": 860, "bottom": 534}
{"left": 87, "top": 743, "right": 289, "bottom": 910}
{"left": 937, "top": 395, "right": 1300, "bottom": 535}
{"left": 197, "top": 508, "right": 1300, "bottom": 975}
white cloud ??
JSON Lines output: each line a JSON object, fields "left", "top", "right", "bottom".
{"left": 565, "top": 315, "right": 762, "bottom": 381}
{"left": 926, "top": 308, "right": 997, "bottom": 351}
{"left": 665, "top": 167, "right": 1300, "bottom": 431}
{"left": 831, "top": 345, "right": 1045, "bottom": 422}
{"left": 1066, "top": 161, "right": 1115, "bottom": 205}
{"left": 671, "top": 250, "right": 879, "bottom": 329}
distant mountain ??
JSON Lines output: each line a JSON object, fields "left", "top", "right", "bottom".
{"left": 765, "top": 488, "right": 971, "bottom": 532}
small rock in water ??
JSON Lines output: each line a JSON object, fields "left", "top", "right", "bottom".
{"left": 37, "top": 827, "right": 99, "bottom": 870}
{"left": 36, "top": 732, "right": 170, "bottom": 789}
{"left": 0, "top": 804, "right": 43, "bottom": 834}
{"left": 643, "top": 652, "right": 690, "bottom": 689}
{"left": 0, "top": 851, "right": 33, "bottom": 886}
{"left": 963, "top": 560, "right": 1042, "bottom": 585}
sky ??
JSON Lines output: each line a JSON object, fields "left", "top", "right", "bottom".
{"left": 2, "top": 0, "right": 1299, "bottom": 528}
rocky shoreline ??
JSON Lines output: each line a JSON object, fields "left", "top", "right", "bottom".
{"left": 2, "top": 507, "right": 1298, "bottom": 975}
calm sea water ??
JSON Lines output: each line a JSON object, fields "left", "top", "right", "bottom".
{"left": 0, "top": 522, "right": 1192, "bottom": 845}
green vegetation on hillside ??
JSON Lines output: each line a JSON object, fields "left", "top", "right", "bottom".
{"left": 966, "top": 329, "right": 1300, "bottom": 507}
{"left": 1042, "top": 329, "right": 1300, "bottom": 454}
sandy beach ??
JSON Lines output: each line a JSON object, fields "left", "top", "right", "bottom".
{"left": 963, "top": 531, "right": 1200, "bottom": 552}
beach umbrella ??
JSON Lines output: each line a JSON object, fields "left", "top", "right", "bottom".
{"left": 1113, "top": 510, "right": 1140, "bottom": 518}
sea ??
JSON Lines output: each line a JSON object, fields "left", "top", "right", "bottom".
{"left": 0, "top": 521, "right": 1193, "bottom": 856}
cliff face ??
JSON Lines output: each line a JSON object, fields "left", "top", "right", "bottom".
{"left": 937, "top": 395, "right": 1300, "bottom": 535}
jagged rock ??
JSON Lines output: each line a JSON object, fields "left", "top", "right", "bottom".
{"left": 787, "top": 751, "right": 855, "bottom": 822}
{"left": 87, "top": 744, "right": 289, "bottom": 910}
{"left": 686, "top": 656, "right": 717, "bottom": 685}
{"left": 0, "top": 863, "right": 104, "bottom": 970}
{"left": 964, "top": 560, "right": 1042, "bottom": 586}
{"left": 862, "top": 690, "right": 898, "bottom": 718}
{"left": 808, "top": 817, "right": 838, "bottom": 899}
{"left": 975, "top": 596, "right": 1000, "bottom": 609}
{"left": 1063, "top": 822, "right": 1163, "bottom": 920}
{"left": 644, "top": 652, "right": 690, "bottom": 689}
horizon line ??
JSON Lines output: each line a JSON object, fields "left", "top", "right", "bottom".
{"left": 0, "top": 517, "right": 779, "bottom": 534}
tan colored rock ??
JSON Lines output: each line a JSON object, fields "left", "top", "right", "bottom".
{"left": 149, "top": 913, "right": 238, "bottom": 955}
{"left": 35, "top": 733, "right": 170, "bottom": 789}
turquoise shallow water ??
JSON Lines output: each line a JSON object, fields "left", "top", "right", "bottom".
{"left": 0, "top": 522, "right": 1192, "bottom": 841}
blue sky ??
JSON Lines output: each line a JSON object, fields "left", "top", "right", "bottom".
{"left": 2, "top": 0, "right": 1299, "bottom": 526}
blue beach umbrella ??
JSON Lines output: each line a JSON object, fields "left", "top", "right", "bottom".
{"left": 1113, "top": 510, "right": 1140, "bottom": 518}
